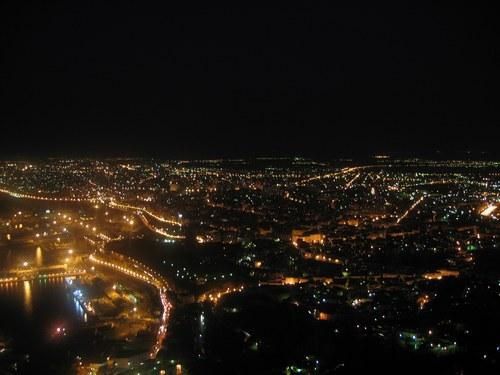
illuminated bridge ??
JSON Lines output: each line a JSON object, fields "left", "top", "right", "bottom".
{"left": 0, "top": 264, "right": 87, "bottom": 283}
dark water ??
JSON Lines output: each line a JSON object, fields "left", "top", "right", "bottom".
{"left": 0, "top": 278, "right": 86, "bottom": 373}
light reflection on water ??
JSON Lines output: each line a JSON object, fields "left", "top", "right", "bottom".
{"left": 0, "top": 277, "right": 87, "bottom": 321}
{"left": 0, "top": 276, "right": 95, "bottom": 369}
{"left": 74, "top": 294, "right": 85, "bottom": 320}
{"left": 23, "top": 280, "right": 32, "bottom": 315}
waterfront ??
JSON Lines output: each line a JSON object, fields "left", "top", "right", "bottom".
{"left": 0, "top": 279, "right": 86, "bottom": 372}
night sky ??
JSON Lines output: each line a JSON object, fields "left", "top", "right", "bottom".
{"left": 1, "top": 4, "right": 498, "bottom": 159}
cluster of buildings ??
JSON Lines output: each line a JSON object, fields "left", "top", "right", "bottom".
{"left": 0, "top": 156, "right": 499, "bottom": 373}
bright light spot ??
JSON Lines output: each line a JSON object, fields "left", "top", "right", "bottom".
{"left": 481, "top": 204, "right": 497, "bottom": 217}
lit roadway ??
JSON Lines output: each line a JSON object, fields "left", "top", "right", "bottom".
{"left": 89, "top": 252, "right": 171, "bottom": 359}
{"left": 0, "top": 188, "right": 96, "bottom": 203}
{"left": 396, "top": 195, "right": 425, "bottom": 224}
{"left": 345, "top": 173, "right": 361, "bottom": 189}
{"left": 107, "top": 199, "right": 185, "bottom": 239}
{"left": 0, "top": 187, "right": 182, "bottom": 227}
{"left": 108, "top": 199, "right": 182, "bottom": 227}
{"left": 296, "top": 166, "right": 373, "bottom": 186}
{"left": 0, "top": 187, "right": 185, "bottom": 239}
{"left": 136, "top": 212, "right": 185, "bottom": 239}
{"left": 0, "top": 268, "right": 87, "bottom": 283}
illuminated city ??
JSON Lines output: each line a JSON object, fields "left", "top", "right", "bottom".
{"left": 1, "top": 3, "right": 499, "bottom": 374}
{"left": 0, "top": 157, "right": 499, "bottom": 373}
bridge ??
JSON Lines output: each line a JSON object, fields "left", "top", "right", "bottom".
{"left": 0, "top": 264, "right": 87, "bottom": 283}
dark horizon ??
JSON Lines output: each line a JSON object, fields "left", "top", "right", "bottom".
{"left": 1, "top": 4, "right": 499, "bottom": 159}
{"left": 0, "top": 145, "right": 499, "bottom": 161}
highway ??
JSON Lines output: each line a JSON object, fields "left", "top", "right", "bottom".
{"left": 108, "top": 199, "right": 182, "bottom": 227}
{"left": 345, "top": 173, "right": 361, "bottom": 188}
{"left": 0, "top": 187, "right": 95, "bottom": 203}
{"left": 0, "top": 187, "right": 185, "bottom": 240}
{"left": 396, "top": 195, "right": 425, "bottom": 224}
{"left": 136, "top": 212, "right": 185, "bottom": 239}
{"left": 296, "top": 166, "right": 373, "bottom": 186}
{"left": 89, "top": 252, "right": 171, "bottom": 359}
{"left": 108, "top": 199, "right": 185, "bottom": 239}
